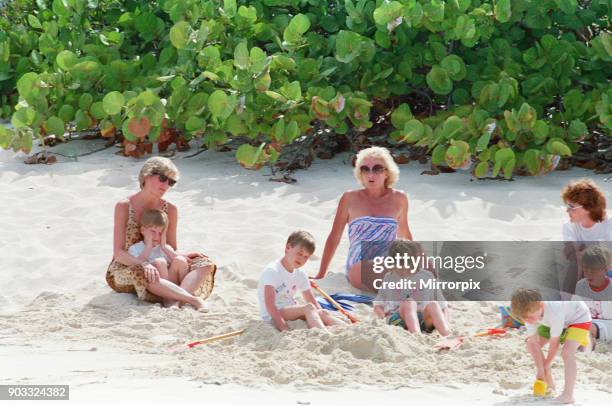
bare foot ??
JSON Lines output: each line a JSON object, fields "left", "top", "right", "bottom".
{"left": 554, "top": 393, "right": 575, "bottom": 404}
{"left": 189, "top": 297, "right": 207, "bottom": 311}
{"left": 163, "top": 300, "right": 179, "bottom": 308}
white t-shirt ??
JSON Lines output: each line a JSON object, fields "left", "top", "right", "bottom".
{"left": 257, "top": 259, "right": 311, "bottom": 321}
{"left": 373, "top": 269, "right": 447, "bottom": 315}
{"left": 562, "top": 217, "right": 612, "bottom": 241}
{"left": 525, "top": 301, "right": 591, "bottom": 338}
{"left": 128, "top": 242, "right": 168, "bottom": 262}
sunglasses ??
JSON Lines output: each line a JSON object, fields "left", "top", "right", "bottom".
{"left": 566, "top": 203, "right": 582, "bottom": 211}
{"left": 152, "top": 172, "right": 176, "bottom": 187}
{"left": 359, "top": 164, "right": 386, "bottom": 175}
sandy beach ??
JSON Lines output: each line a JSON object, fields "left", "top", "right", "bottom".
{"left": 1, "top": 143, "right": 610, "bottom": 405}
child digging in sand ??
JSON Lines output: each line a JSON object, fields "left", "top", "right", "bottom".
{"left": 257, "top": 231, "right": 346, "bottom": 332}
{"left": 128, "top": 209, "right": 205, "bottom": 309}
{"left": 373, "top": 240, "right": 450, "bottom": 336}
{"left": 511, "top": 288, "right": 592, "bottom": 403}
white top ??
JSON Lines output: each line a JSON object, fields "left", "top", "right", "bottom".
{"left": 257, "top": 259, "right": 311, "bottom": 321}
{"left": 574, "top": 278, "right": 612, "bottom": 302}
{"left": 572, "top": 278, "right": 612, "bottom": 320}
{"left": 562, "top": 217, "right": 612, "bottom": 241}
{"left": 373, "top": 269, "right": 447, "bottom": 315}
{"left": 525, "top": 301, "right": 591, "bottom": 338}
{"left": 128, "top": 242, "right": 168, "bottom": 262}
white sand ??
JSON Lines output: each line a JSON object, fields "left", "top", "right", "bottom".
{"left": 0, "top": 144, "right": 611, "bottom": 405}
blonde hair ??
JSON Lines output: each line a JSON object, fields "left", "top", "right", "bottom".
{"left": 138, "top": 156, "right": 179, "bottom": 189}
{"left": 353, "top": 146, "right": 399, "bottom": 188}
{"left": 510, "top": 288, "right": 542, "bottom": 320}
{"left": 140, "top": 209, "right": 168, "bottom": 229}
{"left": 581, "top": 245, "right": 611, "bottom": 273}
{"left": 287, "top": 230, "right": 316, "bottom": 254}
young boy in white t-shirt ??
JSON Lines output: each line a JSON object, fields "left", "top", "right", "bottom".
{"left": 258, "top": 231, "right": 345, "bottom": 332}
{"left": 373, "top": 240, "right": 450, "bottom": 335}
{"left": 512, "top": 289, "right": 591, "bottom": 404}
{"left": 572, "top": 245, "right": 612, "bottom": 345}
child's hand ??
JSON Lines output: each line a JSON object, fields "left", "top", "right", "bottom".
{"left": 161, "top": 229, "right": 168, "bottom": 247}
{"left": 143, "top": 229, "right": 154, "bottom": 248}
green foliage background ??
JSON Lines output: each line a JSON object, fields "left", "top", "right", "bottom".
{"left": 0, "top": 0, "right": 610, "bottom": 177}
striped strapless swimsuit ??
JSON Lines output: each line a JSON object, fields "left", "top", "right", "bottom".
{"left": 346, "top": 216, "right": 398, "bottom": 274}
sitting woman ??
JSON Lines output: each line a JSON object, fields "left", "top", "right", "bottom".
{"left": 314, "top": 146, "right": 413, "bottom": 291}
{"left": 561, "top": 179, "right": 611, "bottom": 293}
{"left": 562, "top": 179, "right": 611, "bottom": 243}
{"left": 106, "top": 157, "right": 216, "bottom": 309}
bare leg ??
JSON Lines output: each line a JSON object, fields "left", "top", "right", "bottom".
{"left": 527, "top": 335, "right": 555, "bottom": 391}
{"left": 171, "top": 256, "right": 190, "bottom": 285}
{"left": 399, "top": 300, "right": 421, "bottom": 333}
{"left": 180, "top": 264, "right": 214, "bottom": 295}
{"left": 280, "top": 304, "right": 326, "bottom": 329}
{"left": 165, "top": 256, "right": 189, "bottom": 307}
{"left": 319, "top": 309, "right": 347, "bottom": 326}
{"left": 555, "top": 340, "right": 580, "bottom": 404}
{"left": 422, "top": 302, "right": 450, "bottom": 336}
{"left": 145, "top": 279, "right": 205, "bottom": 310}
{"left": 589, "top": 324, "right": 598, "bottom": 351}
{"left": 151, "top": 259, "right": 177, "bottom": 308}
{"left": 151, "top": 258, "right": 169, "bottom": 280}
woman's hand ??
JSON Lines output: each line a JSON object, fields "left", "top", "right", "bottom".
{"left": 142, "top": 263, "right": 160, "bottom": 284}
{"left": 184, "top": 252, "right": 208, "bottom": 264}
{"left": 309, "top": 272, "right": 325, "bottom": 280}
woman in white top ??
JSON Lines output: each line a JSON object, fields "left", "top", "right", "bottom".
{"left": 562, "top": 179, "right": 611, "bottom": 242}
{"left": 561, "top": 179, "right": 611, "bottom": 293}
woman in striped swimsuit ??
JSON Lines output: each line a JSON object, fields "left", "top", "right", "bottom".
{"left": 314, "top": 147, "right": 413, "bottom": 291}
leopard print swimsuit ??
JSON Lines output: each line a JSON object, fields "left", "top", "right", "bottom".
{"left": 105, "top": 200, "right": 216, "bottom": 303}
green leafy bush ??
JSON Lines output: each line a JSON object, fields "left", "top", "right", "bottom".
{"left": 0, "top": 0, "right": 610, "bottom": 177}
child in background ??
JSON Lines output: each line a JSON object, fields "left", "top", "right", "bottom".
{"left": 572, "top": 245, "right": 612, "bottom": 346}
{"left": 511, "top": 288, "right": 591, "bottom": 404}
{"left": 257, "top": 231, "right": 345, "bottom": 332}
{"left": 373, "top": 240, "right": 450, "bottom": 336}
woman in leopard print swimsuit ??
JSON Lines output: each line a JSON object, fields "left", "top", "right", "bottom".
{"left": 106, "top": 157, "right": 216, "bottom": 308}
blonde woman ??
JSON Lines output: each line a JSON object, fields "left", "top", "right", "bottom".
{"left": 314, "top": 147, "right": 413, "bottom": 291}
{"left": 106, "top": 157, "right": 216, "bottom": 309}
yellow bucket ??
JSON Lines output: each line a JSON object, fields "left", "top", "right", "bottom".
{"left": 533, "top": 379, "right": 548, "bottom": 397}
